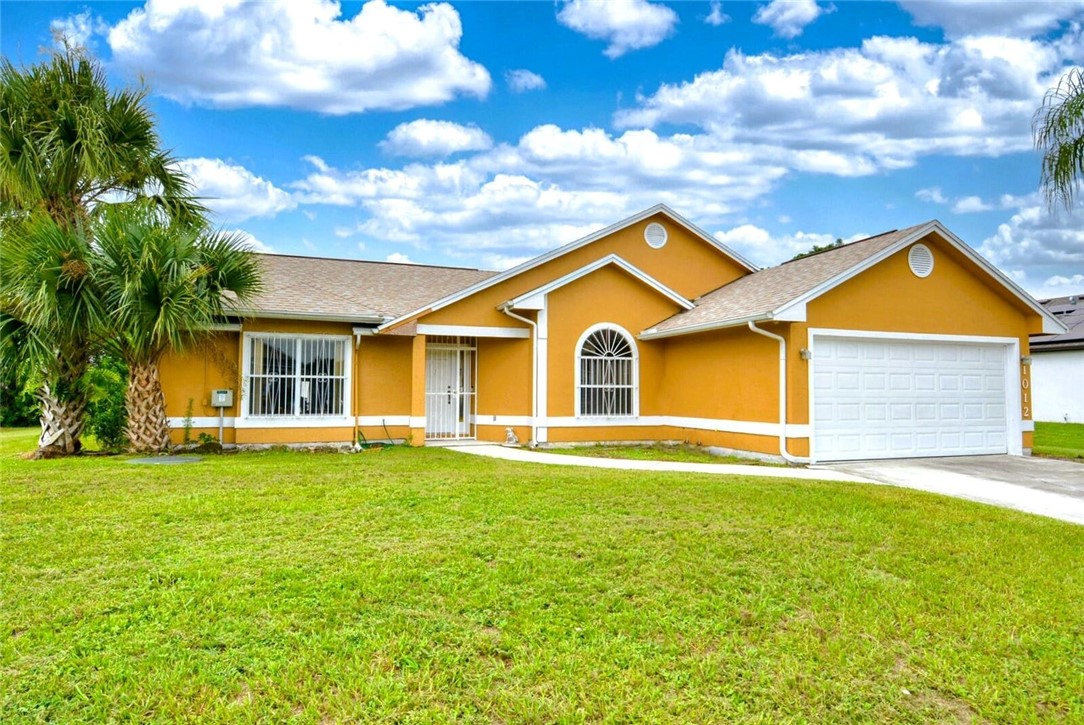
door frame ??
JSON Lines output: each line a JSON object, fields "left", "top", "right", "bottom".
{"left": 806, "top": 328, "right": 1023, "bottom": 463}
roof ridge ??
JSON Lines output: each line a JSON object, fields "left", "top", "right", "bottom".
{"left": 255, "top": 251, "right": 492, "bottom": 273}
{"left": 777, "top": 222, "right": 933, "bottom": 266}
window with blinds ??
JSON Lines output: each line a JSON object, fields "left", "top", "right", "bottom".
{"left": 247, "top": 335, "right": 348, "bottom": 417}
{"left": 577, "top": 326, "right": 637, "bottom": 417}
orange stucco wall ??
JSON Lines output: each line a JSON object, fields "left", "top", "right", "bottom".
{"left": 161, "top": 332, "right": 240, "bottom": 444}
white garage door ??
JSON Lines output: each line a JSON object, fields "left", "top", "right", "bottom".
{"left": 812, "top": 336, "right": 1009, "bottom": 461}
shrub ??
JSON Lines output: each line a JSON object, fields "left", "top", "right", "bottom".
{"left": 86, "top": 356, "right": 128, "bottom": 451}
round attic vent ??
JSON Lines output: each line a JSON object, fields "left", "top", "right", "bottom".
{"left": 908, "top": 243, "right": 934, "bottom": 278}
{"left": 644, "top": 222, "right": 668, "bottom": 248}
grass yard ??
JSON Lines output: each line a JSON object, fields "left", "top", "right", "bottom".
{"left": 542, "top": 443, "right": 782, "bottom": 466}
{"left": 1034, "top": 421, "right": 1084, "bottom": 461}
{"left": 2, "top": 428, "right": 1083, "bottom": 723}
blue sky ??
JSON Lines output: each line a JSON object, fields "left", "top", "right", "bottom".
{"left": 3, "top": 0, "right": 1083, "bottom": 298}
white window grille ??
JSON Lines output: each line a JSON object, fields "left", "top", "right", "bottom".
{"left": 577, "top": 326, "right": 637, "bottom": 417}
{"left": 247, "top": 335, "right": 348, "bottom": 417}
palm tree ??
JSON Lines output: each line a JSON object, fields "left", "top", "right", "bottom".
{"left": 0, "top": 45, "right": 203, "bottom": 456}
{"left": 1034, "top": 67, "right": 1084, "bottom": 211}
{"left": 0, "top": 214, "right": 102, "bottom": 455}
{"left": 93, "top": 204, "right": 262, "bottom": 453}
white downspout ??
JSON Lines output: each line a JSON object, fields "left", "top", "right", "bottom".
{"left": 747, "top": 321, "right": 808, "bottom": 465}
{"left": 500, "top": 305, "right": 537, "bottom": 446}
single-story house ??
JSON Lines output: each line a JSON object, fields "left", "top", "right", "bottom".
{"left": 161, "top": 205, "right": 1064, "bottom": 462}
{"left": 1030, "top": 294, "right": 1083, "bottom": 423}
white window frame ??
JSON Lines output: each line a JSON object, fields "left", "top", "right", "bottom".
{"left": 574, "top": 323, "right": 639, "bottom": 418}
{"left": 240, "top": 332, "right": 353, "bottom": 426}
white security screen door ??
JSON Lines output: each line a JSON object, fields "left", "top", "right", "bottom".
{"left": 425, "top": 337, "right": 477, "bottom": 440}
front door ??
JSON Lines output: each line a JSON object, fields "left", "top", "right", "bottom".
{"left": 425, "top": 338, "right": 476, "bottom": 440}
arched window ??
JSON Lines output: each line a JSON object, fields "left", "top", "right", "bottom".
{"left": 576, "top": 324, "right": 638, "bottom": 417}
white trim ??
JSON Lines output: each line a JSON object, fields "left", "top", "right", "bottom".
{"left": 416, "top": 324, "right": 529, "bottom": 339}
{"left": 1021, "top": 419, "right": 1035, "bottom": 432}
{"left": 208, "top": 323, "right": 242, "bottom": 332}
{"left": 505, "top": 254, "right": 694, "bottom": 311}
{"left": 240, "top": 332, "right": 353, "bottom": 422}
{"left": 168, "top": 416, "right": 236, "bottom": 428}
{"left": 806, "top": 328, "right": 1024, "bottom": 463}
{"left": 640, "top": 313, "right": 773, "bottom": 340}
{"left": 476, "top": 415, "right": 808, "bottom": 437}
{"left": 574, "top": 323, "right": 640, "bottom": 418}
{"left": 235, "top": 416, "right": 355, "bottom": 429}
{"left": 376, "top": 204, "right": 757, "bottom": 332}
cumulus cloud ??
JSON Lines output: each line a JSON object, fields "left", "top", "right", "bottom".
{"left": 380, "top": 120, "right": 493, "bottom": 157}
{"left": 177, "top": 158, "right": 295, "bottom": 223}
{"left": 50, "top": 10, "right": 108, "bottom": 49}
{"left": 506, "top": 69, "right": 547, "bottom": 92}
{"left": 106, "top": 0, "right": 491, "bottom": 114}
{"left": 713, "top": 224, "right": 868, "bottom": 266}
{"left": 978, "top": 197, "right": 1084, "bottom": 298}
{"left": 231, "top": 230, "right": 275, "bottom": 254}
{"left": 916, "top": 187, "right": 948, "bottom": 204}
{"left": 615, "top": 32, "right": 1074, "bottom": 175}
{"left": 705, "top": 1, "right": 729, "bottom": 27}
{"left": 951, "top": 195, "right": 993, "bottom": 213}
{"left": 899, "top": 0, "right": 1084, "bottom": 39}
{"left": 385, "top": 252, "right": 413, "bottom": 264}
{"left": 752, "top": 0, "right": 831, "bottom": 39}
{"left": 556, "top": 0, "right": 679, "bottom": 58}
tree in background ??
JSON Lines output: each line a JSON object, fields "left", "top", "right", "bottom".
{"left": 791, "top": 238, "right": 843, "bottom": 261}
{"left": 0, "top": 44, "right": 203, "bottom": 456}
{"left": 1034, "top": 67, "right": 1084, "bottom": 211}
{"left": 93, "top": 203, "right": 261, "bottom": 453}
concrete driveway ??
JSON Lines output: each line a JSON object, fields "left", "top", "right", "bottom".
{"left": 818, "top": 455, "right": 1084, "bottom": 525}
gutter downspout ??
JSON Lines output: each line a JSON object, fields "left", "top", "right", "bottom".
{"left": 747, "top": 321, "right": 808, "bottom": 465}
{"left": 500, "top": 305, "right": 537, "bottom": 446}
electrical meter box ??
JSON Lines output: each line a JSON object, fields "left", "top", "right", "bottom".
{"left": 210, "top": 389, "right": 234, "bottom": 408}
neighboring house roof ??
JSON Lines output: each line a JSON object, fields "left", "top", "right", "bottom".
{"left": 236, "top": 254, "right": 496, "bottom": 323}
{"left": 642, "top": 220, "right": 1065, "bottom": 339}
{"left": 1031, "top": 295, "right": 1084, "bottom": 351}
{"left": 376, "top": 203, "right": 758, "bottom": 332}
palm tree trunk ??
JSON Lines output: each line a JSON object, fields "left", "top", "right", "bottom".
{"left": 34, "top": 382, "right": 86, "bottom": 458}
{"left": 125, "top": 361, "right": 172, "bottom": 453}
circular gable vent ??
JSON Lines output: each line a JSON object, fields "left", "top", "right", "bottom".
{"left": 908, "top": 243, "right": 934, "bottom": 278}
{"left": 644, "top": 222, "right": 668, "bottom": 248}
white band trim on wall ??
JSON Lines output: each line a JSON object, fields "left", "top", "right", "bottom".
{"left": 416, "top": 324, "right": 529, "bottom": 339}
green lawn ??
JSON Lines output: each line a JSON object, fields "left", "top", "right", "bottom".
{"left": 542, "top": 442, "right": 782, "bottom": 466}
{"left": 1034, "top": 421, "right": 1084, "bottom": 460}
{"left": 2, "top": 428, "right": 1082, "bottom": 723}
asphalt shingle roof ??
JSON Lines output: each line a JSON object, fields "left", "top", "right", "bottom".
{"left": 1032, "top": 295, "right": 1084, "bottom": 350}
{"left": 239, "top": 254, "right": 497, "bottom": 321}
{"left": 648, "top": 222, "right": 933, "bottom": 335}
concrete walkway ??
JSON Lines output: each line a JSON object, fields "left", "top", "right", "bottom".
{"left": 448, "top": 444, "right": 873, "bottom": 482}
{"left": 447, "top": 445, "right": 1084, "bottom": 525}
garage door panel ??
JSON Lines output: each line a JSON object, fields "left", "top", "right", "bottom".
{"left": 813, "top": 336, "right": 1010, "bottom": 461}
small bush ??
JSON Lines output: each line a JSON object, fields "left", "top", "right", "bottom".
{"left": 86, "top": 356, "right": 128, "bottom": 451}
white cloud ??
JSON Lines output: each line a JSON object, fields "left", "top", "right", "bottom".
{"left": 231, "top": 230, "right": 274, "bottom": 254}
{"left": 556, "top": 0, "right": 679, "bottom": 58}
{"left": 978, "top": 199, "right": 1084, "bottom": 298}
{"left": 916, "top": 187, "right": 948, "bottom": 204}
{"left": 752, "top": 0, "right": 830, "bottom": 39}
{"left": 380, "top": 120, "right": 493, "bottom": 157}
{"left": 506, "top": 69, "right": 547, "bottom": 93}
{"left": 713, "top": 224, "right": 867, "bottom": 266}
{"left": 615, "top": 31, "right": 1076, "bottom": 175}
{"left": 177, "top": 158, "right": 295, "bottom": 223}
{"left": 385, "top": 252, "right": 413, "bottom": 264}
{"left": 705, "top": 1, "right": 729, "bottom": 27}
{"left": 107, "top": 0, "right": 491, "bottom": 114}
{"left": 51, "top": 10, "right": 108, "bottom": 49}
{"left": 1044, "top": 273, "right": 1084, "bottom": 290}
{"left": 899, "top": 1, "right": 1084, "bottom": 39}
{"left": 950, "top": 195, "right": 993, "bottom": 213}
